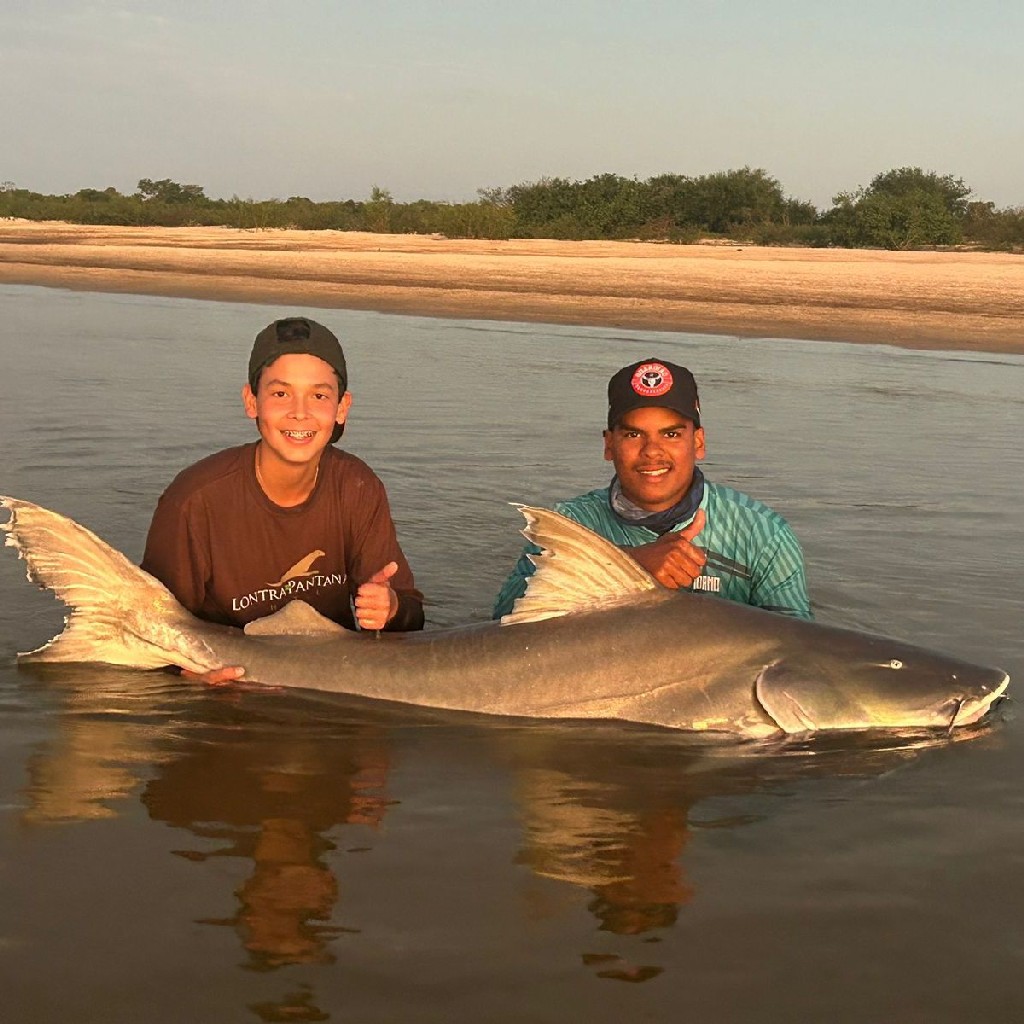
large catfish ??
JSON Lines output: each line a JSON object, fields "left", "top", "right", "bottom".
{"left": 1, "top": 496, "right": 1009, "bottom": 738}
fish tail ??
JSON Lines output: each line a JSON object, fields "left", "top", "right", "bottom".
{"left": 2, "top": 496, "right": 218, "bottom": 672}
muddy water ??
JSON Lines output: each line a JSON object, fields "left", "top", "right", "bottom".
{"left": 1, "top": 285, "right": 1022, "bottom": 1023}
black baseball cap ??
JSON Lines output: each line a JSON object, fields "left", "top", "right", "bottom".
{"left": 607, "top": 358, "right": 700, "bottom": 429}
{"left": 248, "top": 318, "right": 349, "bottom": 443}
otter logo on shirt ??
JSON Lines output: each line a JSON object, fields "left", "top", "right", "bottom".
{"left": 267, "top": 550, "right": 327, "bottom": 588}
{"left": 231, "top": 550, "right": 347, "bottom": 613}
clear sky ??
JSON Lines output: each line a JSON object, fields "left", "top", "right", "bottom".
{"left": 3, "top": 0, "right": 1022, "bottom": 211}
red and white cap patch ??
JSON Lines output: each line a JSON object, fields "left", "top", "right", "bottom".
{"left": 630, "top": 362, "right": 674, "bottom": 397}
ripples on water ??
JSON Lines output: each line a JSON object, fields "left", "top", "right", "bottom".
{"left": 1, "top": 285, "right": 1022, "bottom": 1022}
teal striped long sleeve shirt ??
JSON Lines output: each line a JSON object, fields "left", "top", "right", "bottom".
{"left": 492, "top": 482, "right": 812, "bottom": 620}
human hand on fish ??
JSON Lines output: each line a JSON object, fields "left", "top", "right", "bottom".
{"left": 354, "top": 561, "right": 400, "bottom": 631}
{"left": 181, "top": 665, "right": 245, "bottom": 686}
{"left": 627, "top": 510, "right": 707, "bottom": 589}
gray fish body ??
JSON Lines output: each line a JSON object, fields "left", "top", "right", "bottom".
{"left": 1, "top": 496, "right": 1009, "bottom": 737}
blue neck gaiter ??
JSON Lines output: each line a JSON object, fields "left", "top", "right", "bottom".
{"left": 608, "top": 467, "right": 705, "bottom": 535}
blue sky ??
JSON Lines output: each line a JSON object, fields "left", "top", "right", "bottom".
{"left": 3, "top": 0, "right": 1021, "bottom": 210}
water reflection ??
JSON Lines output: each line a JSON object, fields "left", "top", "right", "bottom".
{"left": 20, "top": 666, "right": 179, "bottom": 823}
{"left": 18, "top": 669, "right": 397, "bottom": 1020}
{"left": 141, "top": 722, "right": 391, "bottom": 972}
{"left": 17, "top": 662, "right": 995, "bottom": 1001}
{"left": 2, "top": 288, "right": 1022, "bottom": 1020}
{"left": 506, "top": 738, "right": 695, "bottom": 935}
{"left": 487, "top": 723, "right": 974, "bottom": 981}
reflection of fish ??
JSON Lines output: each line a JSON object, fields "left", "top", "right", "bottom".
{"left": 2, "top": 496, "right": 1009, "bottom": 738}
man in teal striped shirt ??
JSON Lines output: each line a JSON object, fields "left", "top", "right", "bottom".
{"left": 493, "top": 358, "right": 812, "bottom": 620}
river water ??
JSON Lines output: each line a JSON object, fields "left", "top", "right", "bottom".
{"left": 1, "top": 284, "right": 1022, "bottom": 1023}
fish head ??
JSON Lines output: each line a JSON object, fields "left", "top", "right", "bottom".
{"left": 754, "top": 630, "right": 1010, "bottom": 735}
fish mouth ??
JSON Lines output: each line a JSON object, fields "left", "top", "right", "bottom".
{"left": 950, "top": 671, "right": 1010, "bottom": 728}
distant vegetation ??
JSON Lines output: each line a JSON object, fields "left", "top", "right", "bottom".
{"left": 1, "top": 167, "right": 1021, "bottom": 251}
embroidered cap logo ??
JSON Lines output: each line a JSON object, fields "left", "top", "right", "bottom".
{"left": 631, "top": 362, "right": 674, "bottom": 397}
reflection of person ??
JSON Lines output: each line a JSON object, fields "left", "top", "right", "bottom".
{"left": 494, "top": 357, "right": 811, "bottom": 620}
{"left": 585, "top": 805, "right": 691, "bottom": 936}
{"left": 512, "top": 764, "right": 692, "bottom": 936}
{"left": 142, "top": 317, "right": 424, "bottom": 682}
{"left": 141, "top": 724, "right": 393, "bottom": 971}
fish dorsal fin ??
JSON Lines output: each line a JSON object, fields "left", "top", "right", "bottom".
{"left": 244, "top": 600, "right": 348, "bottom": 637}
{"left": 501, "top": 505, "right": 659, "bottom": 625}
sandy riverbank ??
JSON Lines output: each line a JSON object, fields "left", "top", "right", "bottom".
{"left": 0, "top": 221, "right": 1021, "bottom": 353}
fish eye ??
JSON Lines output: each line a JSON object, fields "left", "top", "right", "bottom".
{"left": 888, "top": 659, "right": 903, "bottom": 670}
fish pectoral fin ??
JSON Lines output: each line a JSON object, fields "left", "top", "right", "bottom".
{"left": 243, "top": 601, "right": 349, "bottom": 637}
{"left": 755, "top": 661, "right": 818, "bottom": 734}
{"left": 502, "top": 505, "right": 659, "bottom": 625}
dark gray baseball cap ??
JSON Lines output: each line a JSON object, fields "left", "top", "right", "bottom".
{"left": 248, "top": 317, "right": 348, "bottom": 393}
{"left": 248, "top": 318, "right": 349, "bottom": 443}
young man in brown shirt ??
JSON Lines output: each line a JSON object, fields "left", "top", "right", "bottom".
{"left": 142, "top": 317, "right": 424, "bottom": 683}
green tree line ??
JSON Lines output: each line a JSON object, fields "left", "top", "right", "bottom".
{"left": 1, "top": 168, "right": 1021, "bottom": 251}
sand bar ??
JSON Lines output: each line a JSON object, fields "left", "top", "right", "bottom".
{"left": 1, "top": 221, "right": 1021, "bottom": 353}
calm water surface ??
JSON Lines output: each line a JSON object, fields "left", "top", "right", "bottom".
{"left": 1, "top": 285, "right": 1022, "bottom": 1023}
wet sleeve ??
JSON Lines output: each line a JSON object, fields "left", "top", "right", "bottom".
{"left": 140, "top": 491, "right": 211, "bottom": 615}
{"left": 347, "top": 478, "right": 424, "bottom": 633}
{"left": 491, "top": 545, "right": 542, "bottom": 620}
{"left": 389, "top": 591, "right": 425, "bottom": 632}
{"left": 750, "top": 523, "right": 813, "bottom": 620}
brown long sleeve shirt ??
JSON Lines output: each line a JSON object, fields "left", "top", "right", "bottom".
{"left": 142, "top": 443, "right": 424, "bottom": 631}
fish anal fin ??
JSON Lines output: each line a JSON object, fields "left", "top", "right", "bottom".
{"left": 502, "top": 505, "right": 659, "bottom": 625}
{"left": 244, "top": 601, "right": 349, "bottom": 637}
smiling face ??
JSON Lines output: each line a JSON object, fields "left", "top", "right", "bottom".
{"left": 603, "top": 405, "right": 706, "bottom": 512}
{"left": 242, "top": 353, "right": 350, "bottom": 471}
